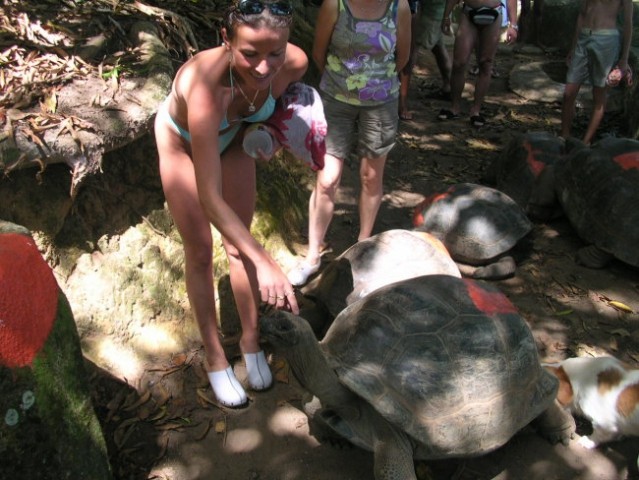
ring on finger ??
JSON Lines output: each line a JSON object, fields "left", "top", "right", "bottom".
{"left": 268, "top": 295, "right": 276, "bottom": 299}
{"left": 276, "top": 296, "right": 285, "bottom": 300}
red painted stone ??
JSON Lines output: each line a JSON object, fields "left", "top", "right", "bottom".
{"left": 0, "top": 233, "right": 58, "bottom": 368}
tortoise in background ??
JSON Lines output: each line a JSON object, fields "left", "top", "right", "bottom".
{"left": 554, "top": 137, "right": 639, "bottom": 268}
{"left": 486, "top": 131, "right": 564, "bottom": 220}
{"left": 412, "top": 183, "right": 532, "bottom": 280}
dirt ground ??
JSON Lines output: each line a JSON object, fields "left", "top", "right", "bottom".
{"left": 84, "top": 43, "right": 639, "bottom": 480}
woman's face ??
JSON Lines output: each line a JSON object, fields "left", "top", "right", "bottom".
{"left": 228, "top": 25, "right": 289, "bottom": 90}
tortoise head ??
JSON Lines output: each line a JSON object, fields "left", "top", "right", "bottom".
{"left": 260, "top": 310, "right": 351, "bottom": 406}
{"left": 260, "top": 310, "right": 316, "bottom": 351}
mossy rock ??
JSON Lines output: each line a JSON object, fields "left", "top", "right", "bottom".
{"left": 0, "top": 221, "right": 112, "bottom": 480}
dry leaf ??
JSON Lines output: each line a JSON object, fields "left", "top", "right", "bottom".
{"left": 608, "top": 300, "right": 634, "bottom": 313}
{"left": 215, "top": 419, "right": 226, "bottom": 434}
{"left": 611, "top": 328, "right": 631, "bottom": 337}
{"left": 40, "top": 91, "right": 57, "bottom": 114}
{"left": 114, "top": 417, "right": 139, "bottom": 449}
{"left": 123, "top": 389, "right": 152, "bottom": 411}
{"left": 171, "top": 352, "right": 188, "bottom": 366}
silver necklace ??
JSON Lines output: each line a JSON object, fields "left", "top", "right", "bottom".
{"left": 231, "top": 70, "right": 260, "bottom": 113}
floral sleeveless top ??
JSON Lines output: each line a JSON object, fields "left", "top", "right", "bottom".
{"left": 320, "top": 0, "right": 400, "bottom": 106}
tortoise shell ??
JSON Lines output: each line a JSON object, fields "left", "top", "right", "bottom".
{"left": 554, "top": 137, "right": 639, "bottom": 267}
{"left": 488, "top": 131, "right": 563, "bottom": 217}
{"left": 412, "top": 183, "right": 532, "bottom": 265}
{"left": 303, "top": 229, "right": 460, "bottom": 319}
{"left": 321, "top": 274, "right": 558, "bottom": 457}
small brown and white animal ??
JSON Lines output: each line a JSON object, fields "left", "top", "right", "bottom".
{"left": 544, "top": 356, "right": 639, "bottom": 448}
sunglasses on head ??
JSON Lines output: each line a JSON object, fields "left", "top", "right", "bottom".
{"left": 237, "top": 0, "right": 293, "bottom": 16}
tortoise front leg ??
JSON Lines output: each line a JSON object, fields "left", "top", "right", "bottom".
{"left": 373, "top": 424, "right": 416, "bottom": 480}
{"left": 532, "top": 399, "right": 576, "bottom": 446}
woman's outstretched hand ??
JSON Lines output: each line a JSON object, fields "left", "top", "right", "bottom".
{"left": 258, "top": 259, "right": 299, "bottom": 314}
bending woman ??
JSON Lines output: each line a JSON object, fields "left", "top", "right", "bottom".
{"left": 155, "top": 0, "right": 307, "bottom": 407}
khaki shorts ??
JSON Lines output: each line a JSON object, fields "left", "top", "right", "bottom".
{"left": 418, "top": 14, "right": 445, "bottom": 51}
{"left": 323, "top": 95, "right": 398, "bottom": 159}
{"left": 566, "top": 29, "right": 621, "bottom": 88}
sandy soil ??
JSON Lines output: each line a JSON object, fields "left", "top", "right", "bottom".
{"left": 86, "top": 43, "right": 639, "bottom": 480}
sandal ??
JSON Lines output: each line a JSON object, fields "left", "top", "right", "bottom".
{"left": 470, "top": 114, "right": 486, "bottom": 127}
{"left": 399, "top": 110, "right": 413, "bottom": 121}
{"left": 438, "top": 109, "right": 461, "bottom": 121}
{"left": 244, "top": 351, "right": 273, "bottom": 391}
{"left": 287, "top": 259, "right": 321, "bottom": 286}
{"left": 208, "top": 366, "right": 248, "bottom": 408}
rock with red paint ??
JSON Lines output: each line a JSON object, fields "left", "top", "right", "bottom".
{"left": 412, "top": 183, "right": 532, "bottom": 280}
{"left": 554, "top": 137, "right": 639, "bottom": 269}
{"left": 0, "top": 221, "right": 112, "bottom": 479}
{"left": 260, "top": 274, "right": 575, "bottom": 477}
{"left": 486, "top": 131, "right": 564, "bottom": 220}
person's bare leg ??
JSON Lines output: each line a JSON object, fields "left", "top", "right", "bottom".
{"left": 399, "top": 6, "right": 420, "bottom": 120}
{"left": 358, "top": 155, "right": 386, "bottom": 240}
{"left": 220, "top": 142, "right": 261, "bottom": 356}
{"left": 449, "top": 15, "right": 478, "bottom": 114}
{"left": 470, "top": 20, "right": 501, "bottom": 117}
{"left": 399, "top": 69, "right": 413, "bottom": 119}
{"left": 305, "top": 153, "right": 344, "bottom": 267}
{"left": 432, "top": 42, "right": 452, "bottom": 93}
{"left": 560, "top": 82, "right": 581, "bottom": 139}
{"left": 156, "top": 121, "right": 228, "bottom": 374}
{"left": 533, "top": 0, "right": 546, "bottom": 49}
{"left": 583, "top": 86, "right": 607, "bottom": 145}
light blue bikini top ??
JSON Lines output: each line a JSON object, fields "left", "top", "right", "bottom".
{"left": 219, "top": 69, "right": 276, "bottom": 130}
{"left": 164, "top": 69, "right": 276, "bottom": 153}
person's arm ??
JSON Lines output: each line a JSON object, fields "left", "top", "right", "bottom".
{"left": 505, "top": 0, "right": 518, "bottom": 43}
{"left": 395, "top": 0, "right": 413, "bottom": 72}
{"left": 618, "top": 0, "right": 633, "bottom": 72}
{"left": 312, "top": 0, "right": 339, "bottom": 74}
{"left": 567, "top": 0, "right": 586, "bottom": 64}
{"left": 441, "top": 0, "right": 461, "bottom": 35}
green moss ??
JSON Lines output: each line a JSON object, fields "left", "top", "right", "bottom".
{"left": 32, "top": 291, "right": 113, "bottom": 479}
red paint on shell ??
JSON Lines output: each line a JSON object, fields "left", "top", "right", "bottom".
{"left": 523, "top": 141, "right": 547, "bottom": 177}
{"left": 0, "top": 233, "right": 58, "bottom": 368}
{"left": 464, "top": 279, "right": 518, "bottom": 315}
{"left": 613, "top": 152, "right": 639, "bottom": 171}
{"left": 412, "top": 191, "right": 451, "bottom": 227}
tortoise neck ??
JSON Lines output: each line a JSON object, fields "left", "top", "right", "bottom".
{"left": 289, "top": 337, "right": 356, "bottom": 408}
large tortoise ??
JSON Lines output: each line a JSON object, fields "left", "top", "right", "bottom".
{"left": 554, "top": 137, "right": 639, "bottom": 268}
{"left": 412, "top": 183, "right": 532, "bottom": 280}
{"left": 261, "top": 275, "right": 575, "bottom": 480}
{"left": 486, "top": 131, "right": 564, "bottom": 219}
{"left": 300, "top": 229, "right": 460, "bottom": 336}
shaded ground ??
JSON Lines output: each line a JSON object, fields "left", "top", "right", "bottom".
{"left": 80, "top": 43, "right": 639, "bottom": 479}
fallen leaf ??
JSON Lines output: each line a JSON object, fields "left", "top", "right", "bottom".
{"left": 123, "top": 389, "right": 152, "bottom": 411}
{"left": 608, "top": 300, "right": 634, "bottom": 313}
{"left": 215, "top": 419, "right": 226, "bottom": 434}
{"left": 611, "top": 328, "right": 631, "bottom": 337}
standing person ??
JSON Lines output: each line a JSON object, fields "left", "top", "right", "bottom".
{"left": 560, "top": 0, "right": 632, "bottom": 145}
{"left": 418, "top": 0, "right": 453, "bottom": 100}
{"left": 437, "top": 0, "right": 518, "bottom": 126}
{"left": 399, "top": 0, "right": 422, "bottom": 120}
{"left": 155, "top": 0, "right": 306, "bottom": 408}
{"left": 287, "top": 0, "right": 412, "bottom": 286}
